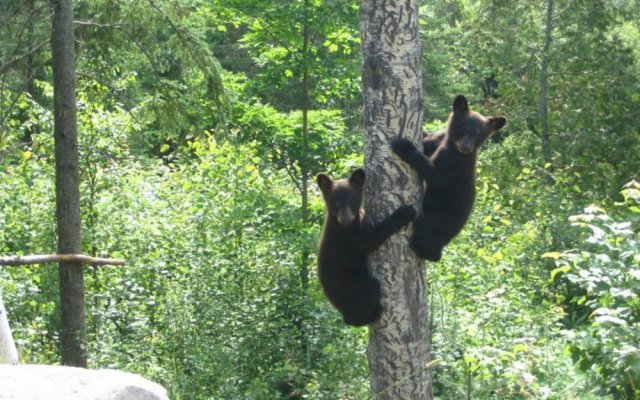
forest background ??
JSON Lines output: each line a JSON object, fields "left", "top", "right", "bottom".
{"left": 0, "top": 0, "right": 639, "bottom": 399}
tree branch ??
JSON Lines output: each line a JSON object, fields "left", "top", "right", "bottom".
{"left": 0, "top": 254, "right": 125, "bottom": 266}
{"left": 76, "top": 72, "right": 143, "bottom": 128}
{"left": 73, "top": 20, "right": 123, "bottom": 29}
{"left": 0, "top": 40, "right": 50, "bottom": 75}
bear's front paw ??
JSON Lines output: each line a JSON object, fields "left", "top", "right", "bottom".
{"left": 395, "top": 205, "right": 417, "bottom": 223}
{"left": 390, "top": 136, "right": 416, "bottom": 157}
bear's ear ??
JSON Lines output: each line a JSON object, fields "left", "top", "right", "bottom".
{"left": 452, "top": 95, "right": 469, "bottom": 114}
{"left": 316, "top": 173, "right": 333, "bottom": 193}
{"left": 488, "top": 117, "right": 507, "bottom": 132}
{"left": 349, "top": 168, "right": 366, "bottom": 185}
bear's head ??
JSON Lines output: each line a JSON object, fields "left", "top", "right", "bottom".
{"left": 447, "top": 95, "right": 507, "bottom": 155}
{"left": 316, "top": 169, "right": 365, "bottom": 226}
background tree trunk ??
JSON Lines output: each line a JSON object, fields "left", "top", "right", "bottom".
{"left": 539, "top": 0, "right": 553, "bottom": 166}
{"left": 361, "top": 1, "right": 433, "bottom": 399}
{"left": 23, "top": 0, "right": 39, "bottom": 146}
{"left": 50, "top": 0, "right": 86, "bottom": 367}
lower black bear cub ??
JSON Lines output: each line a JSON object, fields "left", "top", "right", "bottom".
{"left": 317, "top": 169, "right": 416, "bottom": 326}
{"left": 391, "top": 95, "right": 507, "bottom": 261}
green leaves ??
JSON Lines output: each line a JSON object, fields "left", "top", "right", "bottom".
{"left": 550, "top": 264, "right": 571, "bottom": 282}
{"left": 1, "top": 0, "right": 639, "bottom": 398}
{"left": 231, "top": 0, "right": 361, "bottom": 112}
{"left": 550, "top": 183, "right": 640, "bottom": 398}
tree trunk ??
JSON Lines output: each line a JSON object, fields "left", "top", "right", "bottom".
{"left": 50, "top": 0, "right": 86, "bottom": 367}
{"left": 23, "top": 0, "right": 39, "bottom": 146}
{"left": 539, "top": 0, "right": 553, "bottom": 166}
{"left": 298, "top": 0, "right": 312, "bottom": 368}
{"left": 299, "top": 0, "right": 311, "bottom": 287}
{"left": 361, "top": 1, "right": 432, "bottom": 399}
{"left": 301, "top": 0, "right": 310, "bottom": 226}
{"left": 0, "top": 294, "right": 19, "bottom": 365}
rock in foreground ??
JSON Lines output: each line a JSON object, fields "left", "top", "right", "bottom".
{"left": 0, "top": 364, "right": 169, "bottom": 400}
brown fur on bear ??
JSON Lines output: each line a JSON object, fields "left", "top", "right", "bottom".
{"left": 391, "top": 95, "right": 507, "bottom": 261}
{"left": 316, "top": 169, "right": 416, "bottom": 326}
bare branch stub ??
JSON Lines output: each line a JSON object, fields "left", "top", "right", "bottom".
{"left": 0, "top": 254, "right": 125, "bottom": 266}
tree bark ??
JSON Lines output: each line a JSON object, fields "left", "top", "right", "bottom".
{"left": 540, "top": 0, "right": 553, "bottom": 166}
{"left": 361, "top": 1, "right": 432, "bottom": 399}
{"left": 299, "top": 0, "right": 311, "bottom": 288}
{"left": 24, "top": 0, "right": 39, "bottom": 145}
{"left": 0, "top": 294, "right": 19, "bottom": 365}
{"left": 301, "top": 0, "right": 310, "bottom": 226}
{"left": 50, "top": 0, "right": 86, "bottom": 367}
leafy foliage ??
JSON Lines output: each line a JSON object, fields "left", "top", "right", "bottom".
{"left": 551, "top": 181, "right": 640, "bottom": 399}
{"left": 1, "top": 0, "right": 639, "bottom": 399}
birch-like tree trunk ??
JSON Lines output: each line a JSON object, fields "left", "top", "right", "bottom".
{"left": 50, "top": 0, "right": 86, "bottom": 367}
{"left": 361, "top": 1, "right": 433, "bottom": 399}
{"left": 0, "top": 294, "right": 19, "bottom": 365}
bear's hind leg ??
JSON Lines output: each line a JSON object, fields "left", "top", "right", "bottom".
{"left": 342, "top": 276, "right": 382, "bottom": 326}
{"left": 410, "top": 214, "right": 446, "bottom": 261}
{"left": 343, "top": 303, "right": 382, "bottom": 326}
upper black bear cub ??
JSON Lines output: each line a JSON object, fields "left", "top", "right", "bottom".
{"left": 391, "top": 95, "right": 507, "bottom": 261}
{"left": 317, "top": 168, "right": 416, "bottom": 326}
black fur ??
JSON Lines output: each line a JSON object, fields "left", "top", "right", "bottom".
{"left": 316, "top": 169, "right": 416, "bottom": 326}
{"left": 391, "top": 95, "right": 507, "bottom": 261}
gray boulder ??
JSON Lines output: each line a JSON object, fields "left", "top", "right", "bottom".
{"left": 0, "top": 364, "right": 169, "bottom": 400}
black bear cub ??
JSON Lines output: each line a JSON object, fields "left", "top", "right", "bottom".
{"left": 317, "top": 168, "right": 416, "bottom": 326}
{"left": 391, "top": 95, "right": 507, "bottom": 261}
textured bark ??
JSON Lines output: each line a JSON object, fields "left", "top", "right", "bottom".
{"left": 361, "top": 1, "right": 432, "bottom": 399}
{"left": 50, "top": 0, "right": 86, "bottom": 367}
{"left": 301, "top": 0, "right": 311, "bottom": 225}
{"left": 24, "top": 0, "right": 38, "bottom": 145}
{"left": 540, "top": 0, "right": 553, "bottom": 165}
